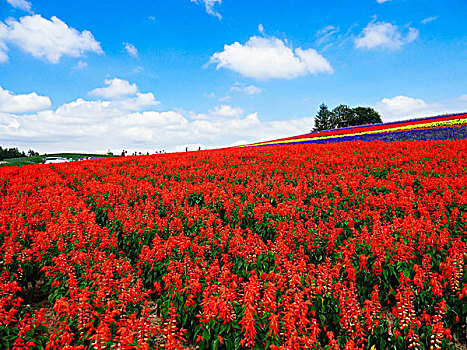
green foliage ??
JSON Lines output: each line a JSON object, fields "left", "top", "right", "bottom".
{"left": 27, "top": 149, "right": 39, "bottom": 157}
{"left": 313, "top": 104, "right": 333, "bottom": 131}
{"left": 0, "top": 146, "right": 27, "bottom": 160}
{"left": 313, "top": 104, "right": 383, "bottom": 131}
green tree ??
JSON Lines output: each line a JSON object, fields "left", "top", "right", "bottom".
{"left": 352, "top": 106, "right": 382, "bottom": 125}
{"left": 331, "top": 104, "right": 353, "bottom": 129}
{"left": 313, "top": 104, "right": 333, "bottom": 131}
{"left": 312, "top": 104, "right": 383, "bottom": 131}
{"left": 27, "top": 149, "right": 39, "bottom": 157}
{"left": 0, "top": 146, "right": 26, "bottom": 160}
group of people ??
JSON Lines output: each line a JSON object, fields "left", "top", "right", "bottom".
{"left": 185, "top": 146, "right": 202, "bottom": 152}
{"left": 120, "top": 147, "right": 202, "bottom": 156}
{"left": 121, "top": 150, "right": 166, "bottom": 157}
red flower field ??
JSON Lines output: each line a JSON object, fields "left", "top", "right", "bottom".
{"left": 0, "top": 139, "right": 466, "bottom": 349}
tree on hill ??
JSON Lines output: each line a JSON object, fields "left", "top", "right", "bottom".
{"left": 313, "top": 104, "right": 333, "bottom": 131}
{"left": 313, "top": 104, "right": 382, "bottom": 131}
{"left": 330, "top": 104, "right": 352, "bottom": 129}
{"left": 0, "top": 147, "right": 39, "bottom": 160}
{"left": 0, "top": 147, "right": 25, "bottom": 160}
{"left": 352, "top": 106, "right": 382, "bottom": 126}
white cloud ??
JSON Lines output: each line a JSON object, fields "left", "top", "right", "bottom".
{"left": 421, "top": 16, "right": 438, "bottom": 25}
{"left": 231, "top": 83, "right": 262, "bottom": 95}
{"left": 0, "top": 85, "right": 51, "bottom": 113}
{"left": 74, "top": 60, "right": 88, "bottom": 69}
{"left": 190, "top": 0, "right": 222, "bottom": 19}
{"left": 117, "top": 111, "right": 188, "bottom": 130}
{"left": 314, "top": 24, "right": 358, "bottom": 51}
{"left": 375, "top": 95, "right": 467, "bottom": 122}
{"left": 376, "top": 0, "right": 390, "bottom": 3}
{"left": 0, "top": 78, "right": 321, "bottom": 153}
{"left": 89, "top": 78, "right": 139, "bottom": 99}
{"left": 0, "top": 23, "right": 10, "bottom": 63}
{"left": 190, "top": 111, "right": 260, "bottom": 140}
{"left": 211, "top": 104, "right": 243, "bottom": 117}
{"left": 204, "top": 92, "right": 216, "bottom": 99}
{"left": 376, "top": 96, "right": 428, "bottom": 117}
{"left": 187, "top": 107, "right": 316, "bottom": 147}
{"left": 123, "top": 42, "right": 138, "bottom": 58}
{"left": 6, "top": 0, "right": 32, "bottom": 12}
{"left": 210, "top": 35, "right": 332, "bottom": 80}
{"left": 0, "top": 15, "right": 103, "bottom": 63}
{"left": 52, "top": 79, "right": 160, "bottom": 122}
{"left": 231, "top": 139, "right": 249, "bottom": 147}
{"left": 258, "top": 24, "right": 264, "bottom": 35}
{"left": 355, "top": 20, "right": 418, "bottom": 50}
{"left": 315, "top": 25, "right": 340, "bottom": 46}
{"left": 0, "top": 41, "right": 8, "bottom": 63}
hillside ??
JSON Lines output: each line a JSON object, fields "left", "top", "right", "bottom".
{"left": 0, "top": 113, "right": 466, "bottom": 349}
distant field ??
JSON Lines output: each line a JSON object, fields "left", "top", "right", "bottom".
{"left": 0, "top": 153, "right": 117, "bottom": 167}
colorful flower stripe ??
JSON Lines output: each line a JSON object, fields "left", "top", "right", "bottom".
{"left": 271, "top": 125, "right": 467, "bottom": 146}
{"left": 250, "top": 117, "right": 467, "bottom": 146}
{"left": 278, "top": 112, "right": 467, "bottom": 142}
{"left": 241, "top": 112, "right": 467, "bottom": 147}
{"left": 284, "top": 111, "right": 467, "bottom": 140}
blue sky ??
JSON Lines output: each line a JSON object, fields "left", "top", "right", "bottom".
{"left": 0, "top": 0, "right": 466, "bottom": 153}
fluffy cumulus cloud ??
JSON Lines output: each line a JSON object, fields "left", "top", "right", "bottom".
{"left": 0, "top": 15, "right": 103, "bottom": 63}
{"left": 89, "top": 78, "right": 139, "bottom": 99}
{"left": 6, "top": 0, "right": 33, "bottom": 12}
{"left": 211, "top": 104, "right": 243, "bottom": 117}
{"left": 355, "top": 20, "right": 418, "bottom": 50}
{"left": 210, "top": 36, "right": 332, "bottom": 80}
{"left": 0, "top": 85, "right": 51, "bottom": 113}
{"left": 377, "top": 96, "right": 428, "bottom": 116}
{"left": 190, "top": 0, "right": 222, "bottom": 19}
{"left": 375, "top": 95, "right": 467, "bottom": 121}
{"left": 188, "top": 107, "right": 315, "bottom": 147}
{"left": 0, "top": 78, "right": 317, "bottom": 153}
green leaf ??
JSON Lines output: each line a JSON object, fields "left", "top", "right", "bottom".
{"left": 212, "top": 338, "right": 220, "bottom": 350}
{"left": 224, "top": 338, "right": 233, "bottom": 350}
{"left": 202, "top": 328, "right": 211, "bottom": 342}
{"left": 193, "top": 325, "right": 202, "bottom": 341}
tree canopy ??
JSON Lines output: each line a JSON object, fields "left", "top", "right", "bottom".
{"left": 0, "top": 147, "right": 38, "bottom": 160}
{"left": 312, "top": 104, "right": 382, "bottom": 132}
